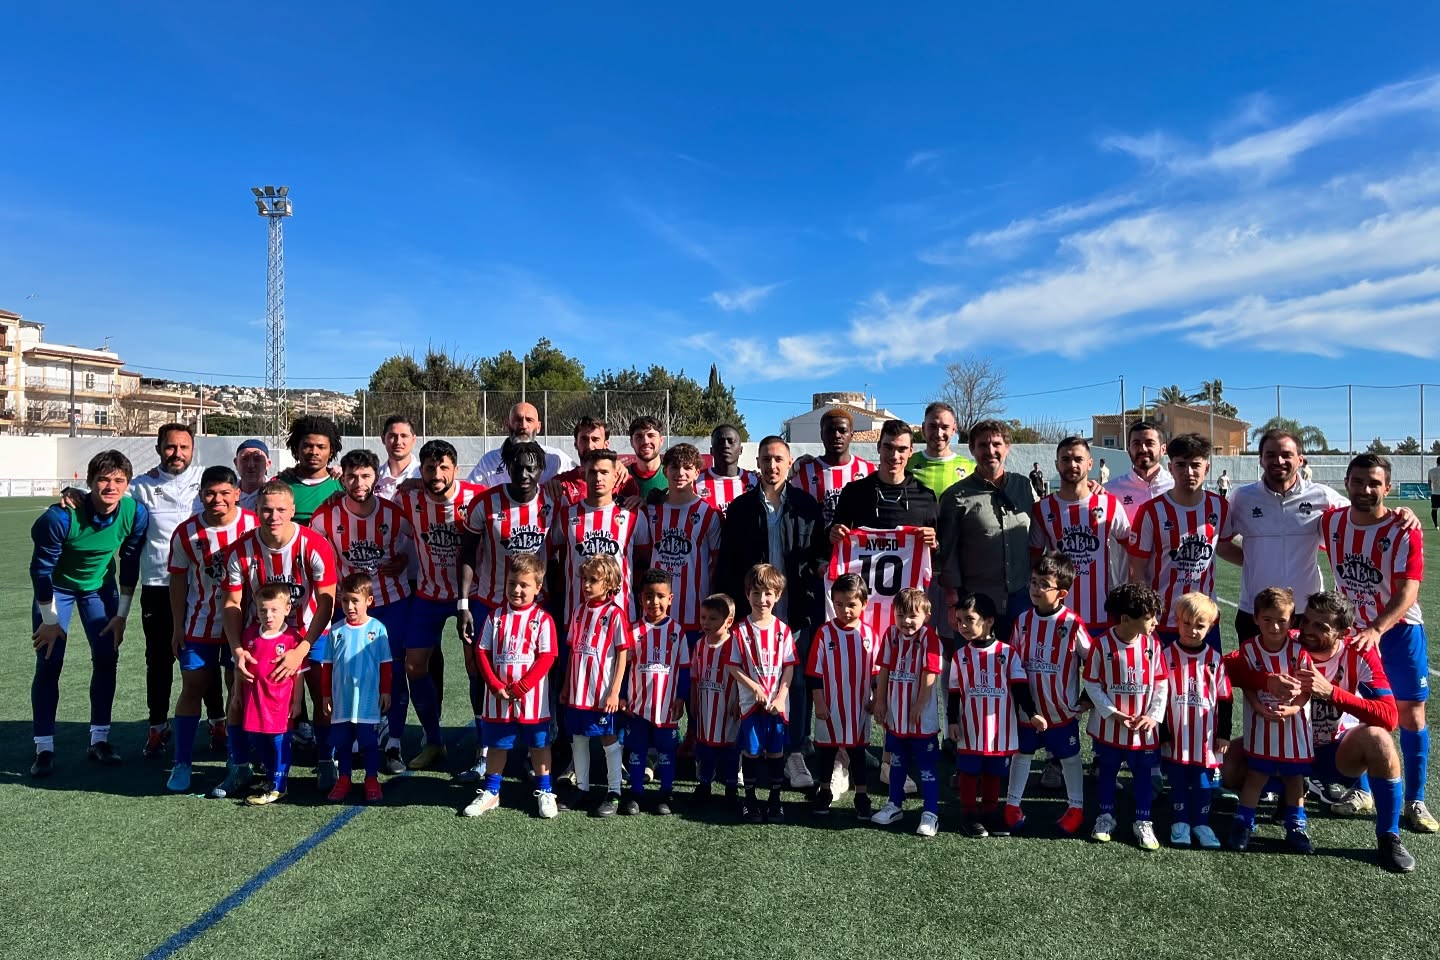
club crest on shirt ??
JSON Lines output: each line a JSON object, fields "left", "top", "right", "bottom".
{"left": 274, "top": 641, "right": 286, "bottom": 655}
{"left": 1298, "top": 501, "right": 1315, "bottom": 515}
{"left": 1090, "top": 506, "right": 1105, "bottom": 522}
{"left": 1206, "top": 513, "right": 1219, "bottom": 526}
{"left": 1378, "top": 536, "right": 1392, "bottom": 551}
{"left": 204, "top": 555, "right": 227, "bottom": 583}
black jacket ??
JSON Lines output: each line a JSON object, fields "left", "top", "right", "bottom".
{"left": 715, "top": 485, "right": 829, "bottom": 631}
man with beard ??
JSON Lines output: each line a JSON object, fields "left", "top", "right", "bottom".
{"left": 698, "top": 424, "right": 757, "bottom": 517}
{"left": 399, "top": 440, "right": 485, "bottom": 770}
{"left": 459, "top": 441, "right": 556, "bottom": 779}
{"left": 128, "top": 424, "right": 220, "bottom": 759}
{"left": 468, "top": 401, "right": 575, "bottom": 488}
{"left": 1104, "top": 420, "right": 1173, "bottom": 523}
{"left": 311, "top": 449, "right": 415, "bottom": 774}
{"left": 791, "top": 408, "right": 874, "bottom": 526}
{"left": 717, "top": 437, "right": 829, "bottom": 792}
{"left": 1318, "top": 454, "right": 1434, "bottom": 833}
{"left": 1223, "top": 591, "right": 1415, "bottom": 872}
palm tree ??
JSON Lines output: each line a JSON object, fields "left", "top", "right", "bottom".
{"left": 1251, "top": 415, "right": 1329, "bottom": 453}
{"left": 1192, "top": 379, "right": 1239, "bottom": 418}
{"left": 1156, "top": 384, "right": 1189, "bottom": 406}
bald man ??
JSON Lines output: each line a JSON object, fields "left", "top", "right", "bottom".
{"left": 466, "top": 402, "right": 577, "bottom": 487}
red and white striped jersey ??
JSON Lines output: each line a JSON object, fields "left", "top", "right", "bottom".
{"left": 1010, "top": 606, "right": 1093, "bottom": 725}
{"left": 1128, "top": 492, "right": 1232, "bottom": 628}
{"left": 826, "top": 526, "right": 933, "bottom": 636}
{"left": 948, "top": 640, "right": 1026, "bottom": 755}
{"left": 477, "top": 602, "right": 556, "bottom": 723}
{"left": 309, "top": 498, "right": 413, "bottom": 608}
{"left": 1309, "top": 638, "right": 1389, "bottom": 747}
{"left": 397, "top": 481, "right": 485, "bottom": 602}
{"left": 1238, "top": 633, "right": 1314, "bottom": 762}
{"left": 627, "top": 618, "right": 691, "bottom": 728}
{"left": 549, "top": 501, "right": 652, "bottom": 619}
{"left": 727, "top": 618, "right": 797, "bottom": 720}
{"left": 697, "top": 468, "right": 758, "bottom": 517}
{"left": 1320, "top": 509, "right": 1425, "bottom": 628}
{"left": 806, "top": 619, "right": 880, "bottom": 747}
{"left": 875, "top": 625, "right": 943, "bottom": 737}
{"left": 1082, "top": 629, "right": 1168, "bottom": 749}
{"left": 792, "top": 456, "right": 875, "bottom": 525}
{"left": 463, "top": 485, "right": 556, "bottom": 608}
{"left": 169, "top": 509, "right": 259, "bottom": 642}
{"left": 1161, "top": 643, "right": 1231, "bottom": 768}
{"left": 1030, "top": 488, "right": 1131, "bottom": 628}
{"left": 223, "top": 524, "right": 338, "bottom": 633}
{"left": 564, "top": 599, "right": 632, "bottom": 710}
{"left": 646, "top": 499, "right": 722, "bottom": 631}
{"left": 690, "top": 635, "right": 740, "bottom": 746}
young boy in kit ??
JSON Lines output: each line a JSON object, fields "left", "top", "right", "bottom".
{"left": 465, "top": 553, "right": 560, "bottom": 819}
{"left": 235, "top": 584, "right": 305, "bottom": 805}
{"left": 624, "top": 569, "right": 691, "bottom": 816}
{"left": 562, "top": 555, "right": 632, "bottom": 818}
{"left": 320, "top": 573, "right": 393, "bottom": 803}
{"left": 1005, "top": 551, "right": 1093, "bottom": 835}
{"left": 948, "top": 591, "right": 1041, "bottom": 838}
{"left": 1161, "top": 592, "right": 1232, "bottom": 849}
{"left": 870, "top": 588, "right": 944, "bottom": 838}
{"left": 1083, "top": 582, "right": 1168, "bottom": 849}
{"left": 1231, "top": 586, "right": 1314, "bottom": 853}
{"left": 807, "top": 573, "right": 880, "bottom": 819}
{"left": 691, "top": 594, "right": 741, "bottom": 805}
{"left": 727, "top": 564, "right": 798, "bottom": 823}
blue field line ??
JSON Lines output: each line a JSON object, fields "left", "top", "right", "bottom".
{"left": 142, "top": 804, "right": 365, "bottom": 960}
{"left": 142, "top": 727, "right": 466, "bottom": 959}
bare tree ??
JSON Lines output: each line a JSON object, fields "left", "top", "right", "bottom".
{"left": 937, "top": 357, "right": 1006, "bottom": 435}
{"left": 113, "top": 390, "right": 152, "bottom": 436}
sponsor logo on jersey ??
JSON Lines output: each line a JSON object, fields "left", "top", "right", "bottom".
{"left": 1060, "top": 525, "right": 1101, "bottom": 556}
{"left": 423, "top": 524, "right": 462, "bottom": 549}
{"left": 657, "top": 528, "right": 693, "bottom": 562}
{"left": 347, "top": 541, "right": 384, "bottom": 566}
{"left": 504, "top": 527, "right": 546, "bottom": 553}
{"left": 1169, "top": 534, "right": 1214, "bottom": 568}
{"left": 1336, "top": 554, "right": 1384, "bottom": 586}
{"left": 576, "top": 531, "right": 621, "bottom": 558}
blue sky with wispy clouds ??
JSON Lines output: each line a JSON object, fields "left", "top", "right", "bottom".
{"left": 4, "top": 3, "right": 1440, "bottom": 445}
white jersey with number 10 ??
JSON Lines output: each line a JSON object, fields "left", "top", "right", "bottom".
{"left": 826, "top": 526, "right": 932, "bottom": 637}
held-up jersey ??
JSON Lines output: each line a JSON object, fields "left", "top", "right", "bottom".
{"left": 549, "top": 501, "right": 652, "bottom": 619}
{"left": 1010, "top": 606, "right": 1093, "bottom": 725}
{"left": 309, "top": 498, "right": 413, "bottom": 607}
{"left": 564, "top": 599, "right": 632, "bottom": 711}
{"left": 627, "top": 618, "right": 691, "bottom": 728}
{"left": 463, "top": 485, "right": 555, "bottom": 609}
{"left": 697, "top": 468, "right": 758, "bottom": 517}
{"left": 691, "top": 636, "right": 740, "bottom": 746}
{"left": 1238, "top": 633, "right": 1314, "bottom": 762}
{"left": 792, "top": 456, "right": 875, "bottom": 526}
{"left": 223, "top": 525, "right": 338, "bottom": 633}
{"left": 1128, "top": 492, "right": 1232, "bottom": 628}
{"left": 826, "top": 526, "right": 932, "bottom": 636}
{"left": 1320, "top": 509, "right": 1425, "bottom": 628}
{"left": 397, "top": 481, "right": 485, "bottom": 603}
{"left": 168, "top": 509, "right": 258, "bottom": 643}
{"left": 1030, "top": 488, "right": 1131, "bottom": 627}
{"left": 728, "top": 618, "right": 797, "bottom": 721}
{"left": 876, "top": 625, "right": 943, "bottom": 738}
{"left": 646, "top": 499, "right": 722, "bottom": 631}
{"left": 478, "top": 602, "right": 557, "bottom": 723}
{"left": 948, "top": 640, "right": 1027, "bottom": 755}
{"left": 1082, "top": 629, "right": 1168, "bottom": 749}
{"left": 806, "top": 619, "right": 880, "bottom": 747}
{"left": 1161, "top": 643, "right": 1231, "bottom": 768}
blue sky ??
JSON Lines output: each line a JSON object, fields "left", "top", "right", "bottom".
{"left": 5, "top": 3, "right": 1440, "bottom": 446}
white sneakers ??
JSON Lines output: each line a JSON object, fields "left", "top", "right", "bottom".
{"left": 917, "top": 812, "right": 939, "bottom": 838}
{"left": 462, "top": 790, "right": 501, "bottom": 818}
{"left": 870, "top": 802, "right": 905, "bottom": 825}
{"left": 1091, "top": 812, "right": 1116, "bottom": 843}
{"left": 784, "top": 752, "right": 814, "bottom": 790}
{"left": 1133, "top": 820, "right": 1160, "bottom": 851}
{"left": 829, "top": 759, "right": 850, "bottom": 798}
{"left": 536, "top": 791, "right": 559, "bottom": 819}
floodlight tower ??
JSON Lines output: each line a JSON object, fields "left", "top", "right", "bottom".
{"left": 251, "top": 185, "right": 293, "bottom": 445}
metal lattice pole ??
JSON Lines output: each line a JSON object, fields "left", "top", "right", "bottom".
{"left": 252, "top": 186, "right": 293, "bottom": 448}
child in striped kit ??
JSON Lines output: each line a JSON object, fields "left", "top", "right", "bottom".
{"left": 690, "top": 594, "right": 741, "bottom": 807}
{"left": 1160, "top": 592, "right": 1232, "bottom": 849}
{"left": 624, "top": 569, "right": 691, "bottom": 816}
{"left": 1231, "top": 586, "right": 1314, "bottom": 853}
{"left": 727, "top": 563, "right": 798, "bottom": 824}
{"left": 562, "top": 554, "right": 632, "bottom": 818}
{"left": 1083, "top": 582, "right": 1168, "bottom": 849}
{"left": 948, "top": 591, "right": 1042, "bottom": 838}
{"left": 869, "top": 588, "right": 944, "bottom": 838}
{"left": 464, "top": 554, "right": 560, "bottom": 819}
{"left": 807, "top": 574, "right": 880, "bottom": 819}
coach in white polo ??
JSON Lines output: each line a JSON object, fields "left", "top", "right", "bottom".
{"left": 466, "top": 401, "right": 575, "bottom": 487}
{"left": 1104, "top": 420, "right": 1173, "bottom": 522}
{"left": 1218, "top": 428, "right": 1416, "bottom": 639}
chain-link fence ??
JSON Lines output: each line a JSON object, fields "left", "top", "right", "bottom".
{"left": 353, "top": 390, "right": 675, "bottom": 440}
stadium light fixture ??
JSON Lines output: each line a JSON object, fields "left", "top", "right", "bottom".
{"left": 277, "top": 186, "right": 289, "bottom": 197}
{"left": 264, "top": 185, "right": 276, "bottom": 197}
{"left": 254, "top": 199, "right": 267, "bottom": 215}
{"left": 250, "top": 186, "right": 264, "bottom": 198}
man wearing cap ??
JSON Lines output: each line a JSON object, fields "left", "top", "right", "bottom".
{"left": 234, "top": 439, "right": 272, "bottom": 512}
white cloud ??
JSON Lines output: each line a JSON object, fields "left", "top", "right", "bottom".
{"left": 709, "top": 283, "right": 779, "bottom": 313}
{"left": 906, "top": 149, "right": 947, "bottom": 172}
{"left": 683, "top": 331, "right": 845, "bottom": 381}
{"left": 963, "top": 193, "right": 1141, "bottom": 252}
